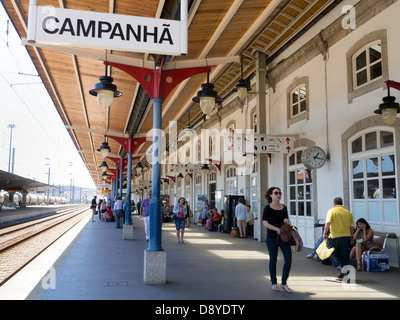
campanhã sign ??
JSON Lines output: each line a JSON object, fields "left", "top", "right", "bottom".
{"left": 27, "top": 1, "right": 188, "bottom": 56}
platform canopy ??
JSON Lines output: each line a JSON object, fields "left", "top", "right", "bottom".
{"left": 2, "top": 0, "right": 341, "bottom": 189}
{"left": 0, "top": 170, "right": 57, "bottom": 192}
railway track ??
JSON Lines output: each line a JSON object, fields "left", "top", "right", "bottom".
{"left": 0, "top": 205, "right": 90, "bottom": 286}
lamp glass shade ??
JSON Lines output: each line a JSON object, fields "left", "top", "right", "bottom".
{"left": 135, "top": 162, "right": 143, "bottom": 174}
{"left": 382, "top": 108, "right": 398, "bottom": 125}
{"left": 100, "top": 148, "right": 109, "bottom": 158}
{"left": 97, "top": 89, "right": 114, "bottom": 109}
{"left": 201, "top": 164, "right": 210, "bottom": 174}
{"left": 237, "top": 86, "right": 248, "bottom": 100}
{"left": 199, "top": 96, "right": 215, "bottom": 115}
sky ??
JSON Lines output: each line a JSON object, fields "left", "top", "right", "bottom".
{"left": 0, "top": 4, "right": 96, "bottom": 190}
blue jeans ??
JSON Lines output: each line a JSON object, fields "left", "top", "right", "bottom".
{"left": 327, "top": 237, "right": 351, "bottom": 271}
{"left": 115, "top": 209, "right": 123, "bottom": 228}
{"left": 175, "top": 217, "right": 185, "bottom": 230}
{"left": 313, "top": 236, "right": 324, "bottom": 252}
{"left": 266, "top": 237, "right": 292, "bottom": 286}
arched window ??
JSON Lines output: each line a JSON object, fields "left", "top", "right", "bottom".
{"left": 209, "top": 171, "right": 217, "bottom": 208}
{"left": 288, "top": 150, "right": 313, "bottom": 217}
{"left": 209, "top": 171, "right": 217, "bottom": 181}
{"left": 286, "top": 76, "right": 309, "bottom": 126}
{"left": 250, "top": 108, "right": 258, "bottom": 133}
{"left": 290, "top": 85, "right": 307, "bottom": 118}
{"left": 352, "top": 41, "right": 382, "bottom": 90}
{"left": 226, "top": 167, "right": 237, "bottom": 195}
{"left": 226, "top": 120, "right": 236, "bottom": 133}
{"left": 349, "top": 128, "right": 397, "bottom": 225}
{"left": 185, "top": 177, "right": 191, "bottom": 205}
{"left": 194, "top": 174, "right": 202, "bottom": 214}
{"left": 346, "top": 30, "right": 388, "bottom": 103}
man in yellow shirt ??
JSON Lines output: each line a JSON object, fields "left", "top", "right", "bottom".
{"left": 323, "top": 197, "right": 354, "bottom": 279}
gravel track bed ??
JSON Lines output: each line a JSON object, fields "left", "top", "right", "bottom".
{"left": 0, "top": 210, "right": 90, "bottom": 285}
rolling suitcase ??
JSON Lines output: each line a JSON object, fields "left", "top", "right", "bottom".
{"left": 362, "top": 247, "right": 390, "bottom": 272}
{"left": 205, "top": 219, "right": 212, "bottom": 231}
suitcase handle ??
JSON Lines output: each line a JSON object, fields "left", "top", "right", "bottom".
{"left": 368, "top": 246, "right": 383, "bottom": 253}
{"left": 368, "top": 246, "right": 383, "bottom": 254}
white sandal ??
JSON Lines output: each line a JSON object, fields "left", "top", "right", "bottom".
{"left": 271, "top": 284, "right": 280, "bottom": 291}
{"left": 280, "top": 284, "right": 292, "bottom": 294}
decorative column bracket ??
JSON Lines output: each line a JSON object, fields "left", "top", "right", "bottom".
{"left": 166, "top": 175, "right": 176, "bottom": 183}
{"left": 107, "top": 157, "right": 128, "bottom": 169}
{"left": 206, "top": 158, "right": 221, "bottom": 173}
{"left": 106, "top": 135, "right": 148, "bottom": 154}
{"left": 107, "top": 168, "right": 118, "bottom": 177}
{"left": 107, "top": 61, "right": 212, "bottom": 100}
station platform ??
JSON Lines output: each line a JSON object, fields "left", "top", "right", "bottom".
{"left": 2, "top": 212, "right": 400, "bottom": 302}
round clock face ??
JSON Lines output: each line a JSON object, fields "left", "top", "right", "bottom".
{"left": 301, "top": 146, "right": 326, "bottom": 169}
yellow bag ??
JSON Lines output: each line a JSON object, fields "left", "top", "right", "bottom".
{"left": 316, "top": 240, "right": 335, "bottom": 260}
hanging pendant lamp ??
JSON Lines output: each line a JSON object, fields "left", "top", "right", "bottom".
{"left": 192, "top": 69, "right": 222, "bottom": 115}
{"left": 89, "top": 61, "right": 121, "bottom": 110}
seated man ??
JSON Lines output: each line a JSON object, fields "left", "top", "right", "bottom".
{"left": 211, "top": 208, "right": 221, "bottom": 231}
{"left": 105, "top": 207, "right": 115, "bottom": 222}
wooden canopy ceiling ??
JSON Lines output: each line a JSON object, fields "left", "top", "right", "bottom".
{"left": 2, "top": 0, "right": 340, "bottom": 189}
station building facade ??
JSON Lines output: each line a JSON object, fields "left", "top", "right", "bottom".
{"left": 132, "top": 0, "right": 399, "bottom": 265}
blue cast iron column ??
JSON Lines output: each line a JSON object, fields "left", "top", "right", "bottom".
{"left": 106, "top": 61, "right": 213, "bottom": 253}
{"left": 124, "top": 152, "right": 132, "bottom": 225}
{"left": 119, "top": 166, "right": 123, "bottom": 199}
{"left": 148, "top": 98, "right": 163, "bottom": 252}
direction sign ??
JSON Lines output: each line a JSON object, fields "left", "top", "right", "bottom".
{"left": 224, "top": 132, "right": 294, "bottom": 154}
{"left": 253, "top": 135, "right": 294, "bottom": 154}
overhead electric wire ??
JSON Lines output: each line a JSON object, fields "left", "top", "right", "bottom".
{"left": 0, "top": 17, "right": 61, "bottom": 150}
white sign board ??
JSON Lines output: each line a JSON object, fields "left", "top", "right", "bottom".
{"left": 224, "top": 132, "right": 295, "bottom": 154}
{"left": 253, "top": 135, "right": 294, "bottom": 154}
{"left": 169, "top": 163, "right": 202, "bottom": 174}
{"left": 27, "top": 4, "right": 187, "bottom": 55}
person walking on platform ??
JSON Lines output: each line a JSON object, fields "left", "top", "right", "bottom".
{"left": 173, "top": 197, "right": 187, "bottom": 243}
{"left": 90, "top": 195, "right": 97, "bottom": 222}
{"left": 201, "top": 200, "right": 209, "bottom": 226}
{"left": 323, "top": 197, "right": 354, "bottom": 279}
{"left": 235, "top": 198, "right": 248, "bottom": 238}
{"left": 140, "top": 192, "right": 152, "bottom": 242}
{"left": 263, "top": 187, "right": 292, "bottom": 293}
{"left": 113, "top": 197, "right": 123, "bottom": 228}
